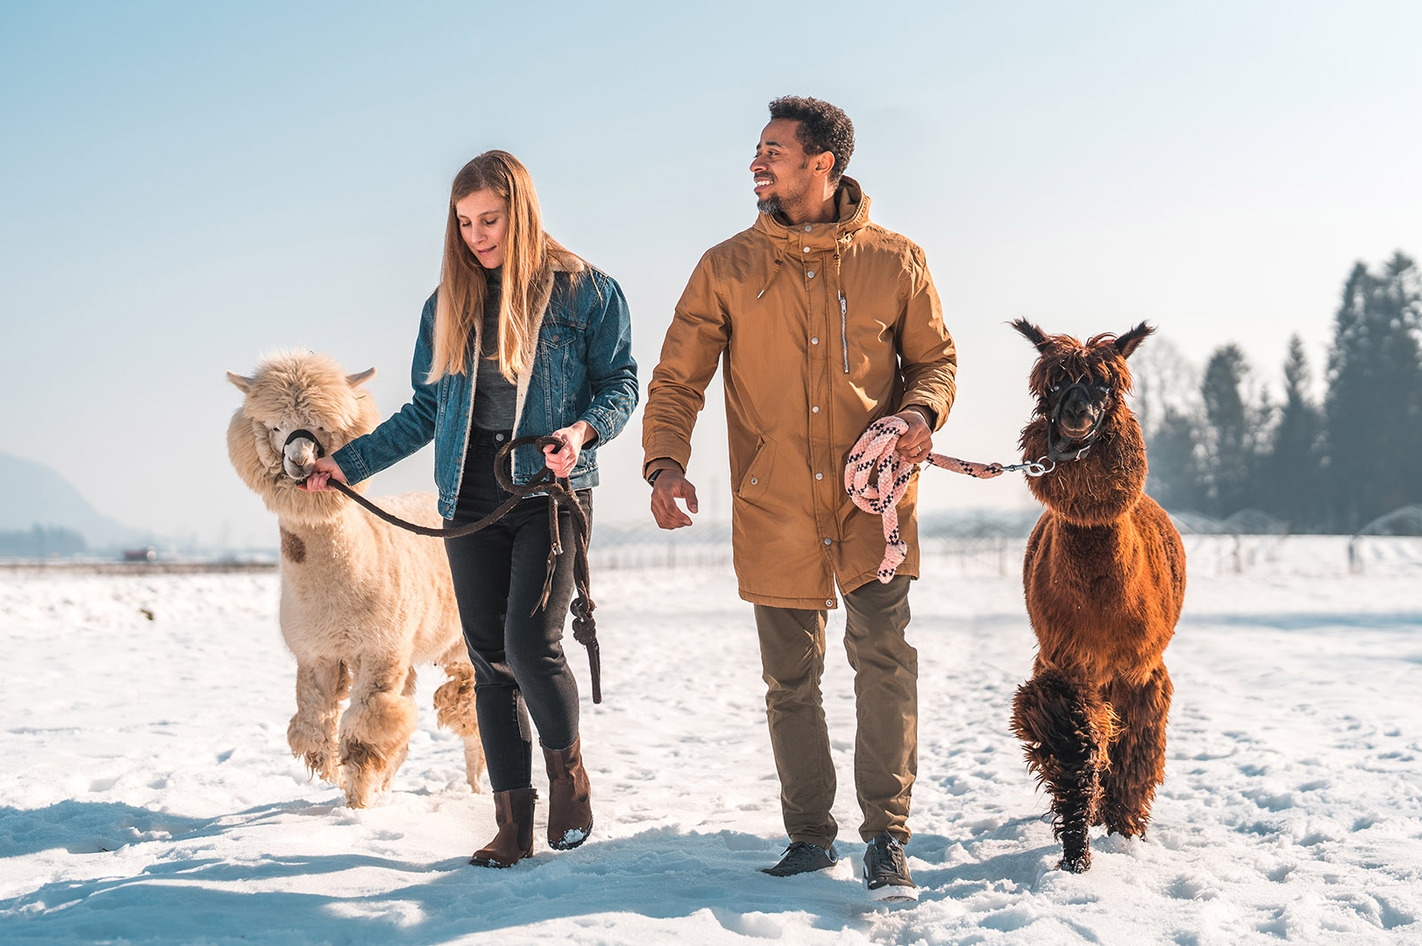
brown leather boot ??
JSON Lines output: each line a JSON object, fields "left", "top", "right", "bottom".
{"left": 543, "top": 738, "right": 593, "bottom": 850}
{"left": 470, "top": 787, "right": 536, "bottom": 868}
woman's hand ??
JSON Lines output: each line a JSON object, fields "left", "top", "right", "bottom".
{"left": 299, "top": 456, "right": 348, "bottom": 491}
{"left": 543, "top": 421, "right": 595, "bottom": 479}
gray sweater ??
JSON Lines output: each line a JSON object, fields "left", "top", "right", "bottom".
{"left": 471, "top": 267, "right": 518, "bottom": 430}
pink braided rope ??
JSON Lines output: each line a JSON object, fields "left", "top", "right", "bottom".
{"left": 844, "top": 417, "right": 1006, "bottom": 582}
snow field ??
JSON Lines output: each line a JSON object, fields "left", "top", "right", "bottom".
{"left": 1, "top": 537, "right": 1419, "bottom": 944}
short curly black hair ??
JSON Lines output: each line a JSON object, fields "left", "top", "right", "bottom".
{"left": 768, "top": 95, "right": 855, "bottom": 183}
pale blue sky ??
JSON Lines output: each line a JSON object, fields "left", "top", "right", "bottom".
{"left": 2, "top": 1, "right": 1419, "bottom": 546}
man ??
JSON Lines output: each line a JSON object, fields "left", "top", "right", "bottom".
{"left": 642, "top": 96, "right": 956, "bottom": 901}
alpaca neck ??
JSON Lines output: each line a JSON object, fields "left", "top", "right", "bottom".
{"left": 1029, "top": 408, "right": 1147, "bottom": 528}
{"left": 276, "top": 505, "right": 376, "bottom": 570}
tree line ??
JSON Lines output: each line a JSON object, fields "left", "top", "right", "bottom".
{"left": 0, "top": 525, "right": 87, "bottom": 558}
{"left": 1139, "top": 252, "right": 1421, "bottom": 534}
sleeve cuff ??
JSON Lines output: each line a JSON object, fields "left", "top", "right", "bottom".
{"left": 901, "top": 403, "right": 939, "bottom": 430}
{"left": 643, "top": 457, "right": 685, "bottom": 483}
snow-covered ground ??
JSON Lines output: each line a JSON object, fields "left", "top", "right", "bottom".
{"left": 1, "top": 536, "right": 1419, "bottom": 945}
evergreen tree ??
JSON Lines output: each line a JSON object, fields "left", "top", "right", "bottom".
{"left": 1258, "top": 335, "right": 1322, "bottom": 529}
{"left": 1323, "top": 253, "right": 1422, "bottom": 530}
{"left": 1145, "top": 406, "right": 1206, "bottom": 512}
{"left": 1200, "top": 345, "right": 1257, "bottom": 517}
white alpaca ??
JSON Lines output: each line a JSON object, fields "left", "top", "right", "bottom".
{"left": 227, "top": 351, "right": 484, "bottom": 807}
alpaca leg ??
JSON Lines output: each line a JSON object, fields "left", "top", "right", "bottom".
{"left": 375, "top": 667, "right": 419, "bottom": 792}
{"left": 434, "top": 658, "right": 485, "bottom": 794}
{"left": 1011, "top": 668, "right": 1112, "bottom": 872}
{"left": 338, "top": 656, "right": 419, "bottom": 807}
{"left": 287, "top": 658, "right": 349, "bottom": 785}
{"left": 1100, "top": 665, "right": 1173, "bottom": 838}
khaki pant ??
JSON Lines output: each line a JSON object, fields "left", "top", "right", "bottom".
{"left": 753, "top": 575, "right": 916, "bottom": 846}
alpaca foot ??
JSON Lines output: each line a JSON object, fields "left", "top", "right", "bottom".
{"left": 1058, "top": 827, "right": 1091, "bottom": 872}
{"left": 297, "top": 750, "right": 341, "bottom": 785}
{"left": 1102, "top": 804, "right": 1150, "bottom": 839}
{"left": 289, "top": 718, "right": 340, "bottom": 784}
{"left": 340, "top": 738, "right": 391, "bottom": 808}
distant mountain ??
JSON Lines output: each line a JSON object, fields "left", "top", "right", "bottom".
{"left": 0, "top": 451, "right": 139, "bottom": 547}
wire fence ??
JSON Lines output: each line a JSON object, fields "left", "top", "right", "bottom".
{"left": 587, "top": 532, "right": 1422, "bottom": 578}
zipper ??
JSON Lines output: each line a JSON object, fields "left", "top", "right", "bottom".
{"left": 839, "top": 292, "right": 849, "bottom": 373}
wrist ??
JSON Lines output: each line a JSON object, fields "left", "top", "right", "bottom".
{"left": 570, "top": 420, "right": 596, "bottom": 446}
{"left": 900, "top": 405, "right": 934, "bottom": 427}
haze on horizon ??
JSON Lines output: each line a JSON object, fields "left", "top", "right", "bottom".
{"left": 2, "top": 1, "right": 1419, "bottom": 547}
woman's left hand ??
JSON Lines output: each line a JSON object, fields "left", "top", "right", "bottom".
{"left": 543, "top": 421, "right": 595, "bottom": 478}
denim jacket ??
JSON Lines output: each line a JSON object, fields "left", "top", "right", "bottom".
{"left": 332, "top": 259, "right": 638, "bottom": 519}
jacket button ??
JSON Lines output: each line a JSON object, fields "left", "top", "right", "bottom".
{"left": 750, "top": 477, "right": 758, "bottom": 485}
{"left": 807, "top": 270, "right": 816, "bottom": 278}
{"left": 495, "top": 433, "right": 505, "bottom": 442}
{"left": 804, "top": 225, "right": 813, "bottom": 232}
{"left": 802, "top": 246, "right": 810, "bottom": 253}
{"left": 811, "top": 406, "right": 820, "bottom": 413}
{"left": 826, "top": 598, "right": 835, "bottom": 607}
{"left": 822, "top": 537, "right": 832, "bottom": 546}
{"left": 815, "top": 472, "right": 824, "bottom": 480}
{"left": 810, "top": 336, "right": 819, "bottom": 345}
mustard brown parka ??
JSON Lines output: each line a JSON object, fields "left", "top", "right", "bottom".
{"left": 643, "top": 179, "right": 957, "bottom": 608}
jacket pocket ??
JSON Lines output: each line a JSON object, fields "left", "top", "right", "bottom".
{"left": 736, "top": 437, "right": 775, "bottom": 506}
{"left": 540, "top": 318, "right": 579, "bottom": 350}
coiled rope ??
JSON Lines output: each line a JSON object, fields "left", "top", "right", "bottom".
{"left": 844, "top": 416, "right": 1051, "bottom": 582}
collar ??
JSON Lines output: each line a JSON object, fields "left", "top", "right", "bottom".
{"left": 752, "top": 176, "right": 871, "bottom": 251}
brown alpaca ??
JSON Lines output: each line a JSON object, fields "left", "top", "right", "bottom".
{"left": 1008, "top": 320, "right": 1186, "bottom": 872}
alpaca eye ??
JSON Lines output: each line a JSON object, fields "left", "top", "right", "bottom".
{"left": 1050, "top": 384, "right": 1061, "bottom": 393}
{"left": 1097, "top": 385, "right": 1110, "bottom": 395}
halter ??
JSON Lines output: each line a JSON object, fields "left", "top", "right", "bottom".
{"left": 1045, "top": 381, "right": 1107, "bottom": 463}
{"left": 283, "top": 429, "right": 327, "bottom": 459}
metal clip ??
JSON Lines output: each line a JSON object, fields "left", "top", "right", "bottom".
{"left": 1000, "top": 456, "right": 1054, "bottom": 477}
{"left": 1025, "top": 456, "right": 1054, "bottom": 477}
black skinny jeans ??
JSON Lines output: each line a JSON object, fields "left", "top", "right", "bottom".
{"left": 444, "top": 429, "right": 589, "bottom": 793}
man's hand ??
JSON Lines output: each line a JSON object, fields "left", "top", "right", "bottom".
{"left": 650, "top": 468, "right": 699, "bottom": 529}
{"left": 543, "top": 421, "right": 595, "bottom": 479}
{"left": 300, "top": 457, "right": 348, "bottom": 491}
{"left": 893, "top": 407, "right": 934, "bottom": 463}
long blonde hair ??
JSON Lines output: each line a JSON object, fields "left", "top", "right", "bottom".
{"left": 428, "top": 151, "right": 574, "bottom": 383}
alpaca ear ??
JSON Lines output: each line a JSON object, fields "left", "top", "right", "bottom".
{"left": 226, "top": 371, "right": 252, "bottom": 393}
{"left": 346, "top": 367, "right": 376, "bottom": 387}
{"left": 1010, "top": 318, "right": 1051, "bottom": 353}
{"left": 1114, "top": 322, "right": 1155, "bottom": 359}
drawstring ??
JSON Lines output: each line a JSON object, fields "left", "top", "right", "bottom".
{"left": 756, "top": 257, "right": 784, "bottom": 299}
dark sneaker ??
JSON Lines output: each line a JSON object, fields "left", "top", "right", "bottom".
{"left": 760, "top": 841, "right": 838, "bottom": 876}
{"left": 863, "top": 832, "right": 919, "bottom": 901}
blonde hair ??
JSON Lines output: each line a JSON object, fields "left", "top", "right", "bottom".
{"left": 428, "top": 151, "right": 576, "bottom": 383}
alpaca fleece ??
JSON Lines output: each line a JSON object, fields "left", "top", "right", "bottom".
{"left": 227, "top": 351, "right": 484, "bottom": 807}
{"left": 1007, "top": 321, "right": 1186, "bottom": 872}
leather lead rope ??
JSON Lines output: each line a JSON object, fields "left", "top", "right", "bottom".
{"left": 306, "top": 435, "right": 603, "bottom": 704}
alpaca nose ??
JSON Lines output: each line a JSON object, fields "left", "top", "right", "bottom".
{"left": 1062, "top": 388, "right": 1092, "bottom": 420}
{"left": 283, "top": 444, "right": 316, "bottom": 478}
{"left": 282, "top": 435, "right": 323, "bottom": 479}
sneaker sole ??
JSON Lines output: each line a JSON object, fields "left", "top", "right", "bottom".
{"left": 867, "top": 883, "right": 919, "bottom": 902}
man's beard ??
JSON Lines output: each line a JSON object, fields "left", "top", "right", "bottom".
{"left": 756, "top": 195, "right": 782, "bottom": 215}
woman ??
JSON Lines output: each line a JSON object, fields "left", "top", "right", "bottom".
{"left": 303, "top": 150, "right": 638, "bottom": 868}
